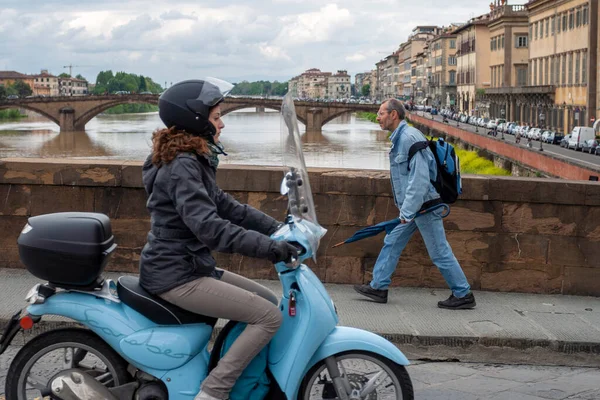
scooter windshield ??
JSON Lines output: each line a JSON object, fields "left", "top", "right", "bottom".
{"left": 280, "top": 93, "right": 326, "bottom": 255}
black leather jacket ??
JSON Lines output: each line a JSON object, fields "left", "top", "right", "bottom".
{"left": 139, "top": 152, "right": 280, "bottom": 294}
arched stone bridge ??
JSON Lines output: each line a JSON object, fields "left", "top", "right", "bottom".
{"left": 0, "top": 95, "right": 379, "bottom": 133}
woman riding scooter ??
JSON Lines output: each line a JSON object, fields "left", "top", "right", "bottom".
{"left": 139, "top": 79, "right": 300, "bottom": 400}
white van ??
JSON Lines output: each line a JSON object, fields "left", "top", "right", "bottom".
{"left": 568, "top": 126, "right": 596, "bottom": 150}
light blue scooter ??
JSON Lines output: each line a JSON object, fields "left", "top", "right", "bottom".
{"left": 0, "top": 93, "right": 413, "bottom": 400}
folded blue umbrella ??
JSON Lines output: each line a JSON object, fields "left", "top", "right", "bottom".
{"left": 332, "top": 218, "right": 400, "bottom": 248}
{"left": 332, "top": 203, "right": 450, "bottom": 248}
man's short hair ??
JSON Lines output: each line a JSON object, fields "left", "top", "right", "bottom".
{"left": 385, "top": 99, "right": 406, "bottom": 120}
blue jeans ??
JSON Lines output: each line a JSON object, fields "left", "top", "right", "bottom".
{"left": 370, "top": 209, "right": 471, "bottom": 298}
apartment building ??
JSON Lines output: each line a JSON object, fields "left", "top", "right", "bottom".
{"left": 428, "top": 31, "right": 459, "bottom": 108}
{"left": 59, "top": 77, "right": 88, "bottom": 96}
{"left": 288, "top": 68, "right": 351, "bottom": 100}
{"left": 376, "top": 53, "right": 399, "bottom": 100}
{"left": 0, "top": 71, "right": 35, "bottom": 93}
{"left": 526, "top": 0, "right": 596, "bottom": 133}
{"left": 484, "top": 3, "right": 530, "bottom": 122}
{"left": 328, "top": 70, "right": 351, "bottom": 99}
{"left": 454, "top": 14, "right": 491, "bottom": 116}
{"left": 400, "top": 26, "right": 442, "bottom": 101}
{"left": 32, "top": 69, "right": 59, "bottom": 97}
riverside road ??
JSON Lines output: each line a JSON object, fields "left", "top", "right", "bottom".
{"left": 412, "top": 111, "right": 600, "bottom": 170}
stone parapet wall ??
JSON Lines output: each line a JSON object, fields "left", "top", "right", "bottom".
{"left": 1, "top": 158, "right": 600, "bottom": 296}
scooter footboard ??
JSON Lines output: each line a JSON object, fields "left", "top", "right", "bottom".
{"left": 305, "top": 326, "right": 410, "bottom": 374}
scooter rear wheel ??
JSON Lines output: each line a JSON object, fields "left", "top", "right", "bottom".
{"left": 298, "top": 350, "right": 413, "bottom": 400}
{"left": 5, "top": 328, "right": 130, "bottom": 400}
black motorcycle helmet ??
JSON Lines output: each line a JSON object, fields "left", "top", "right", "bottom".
{"left": 158, "top": 79, "right": 225, "bottom": 138}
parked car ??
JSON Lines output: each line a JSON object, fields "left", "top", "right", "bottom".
{"left": 6, "top": 94, "right": 19, "bottom": 100}
{"left": 560, "top": 134, "right": 572, "bottom": 148}
{"left": 582, "top": 139, "right": 599, "bottom": 154}
{"left": 541, "top": 131, "right": 552, "bottom": 142}
{"left": 530, "top": 128, "right": 542, "bottom": 141}
{"left": 487, "top": 119, "right": 498, "bottom": 130}
{"left": 547, "top": 131, "right": 564, "bottom": 144}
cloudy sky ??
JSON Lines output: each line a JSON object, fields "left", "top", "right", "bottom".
{"left": 0, "top": 0, "right": 528, "bottom": 86}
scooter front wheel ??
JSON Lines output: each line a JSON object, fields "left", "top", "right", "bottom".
{"left": 298, "top": 350, "right": 413, "bottom": 400}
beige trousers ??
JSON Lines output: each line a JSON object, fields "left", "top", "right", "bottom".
{"left": 159, "top": 270, "right": 282, "bottom": 399}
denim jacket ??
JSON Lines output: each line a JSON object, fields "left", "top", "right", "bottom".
{"left": 389, "top": 120, "right": 440, "bottom": 221}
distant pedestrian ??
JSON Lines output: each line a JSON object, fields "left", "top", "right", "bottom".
{"left": 353, "top": 98, "right": 476, "bottom": 309}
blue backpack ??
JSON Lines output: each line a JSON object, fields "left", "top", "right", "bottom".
{"left": 407, "top": 137, "right": 462, "bottom": 204}
{"left": 208, "top": 321, "right": 272, "bottom": 400}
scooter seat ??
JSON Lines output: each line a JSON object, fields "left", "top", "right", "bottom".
{"left": 117, "top": 276, "right": 217, "bottom": 326}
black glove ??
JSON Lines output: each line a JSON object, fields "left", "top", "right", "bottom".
{"left": 268, "top": 241, "right": 300, "bottom": 264}
{"left": 267, "top": 221, "right": 285, "bottom": 236}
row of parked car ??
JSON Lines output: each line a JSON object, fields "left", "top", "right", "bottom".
{"left": 438, "top": 109, "right": 599, "bottom": 154}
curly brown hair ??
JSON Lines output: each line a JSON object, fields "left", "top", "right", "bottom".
{"left": 151, "top": 127, "right": 210, "bottom": 166}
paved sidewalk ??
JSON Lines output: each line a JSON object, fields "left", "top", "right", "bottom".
{"left": 1, "top": 268, "right": 599, "bottom": 366}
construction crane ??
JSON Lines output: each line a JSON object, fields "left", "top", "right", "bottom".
{"left": 62, "top": 64, "right": 93, "bottom": 77}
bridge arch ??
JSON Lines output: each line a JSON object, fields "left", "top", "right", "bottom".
{"left": 321, "top": 107, "right": 379, "bottom": 126}
{"left": 74, "top": 98, "right": 159, "bottom": 129}
{"left": 0, "top": 103, "right": 59, "bottom": 125}
{"left": 220, "top": 104, "right": 307, "bottom": 125}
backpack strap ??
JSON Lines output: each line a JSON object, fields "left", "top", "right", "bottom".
{"left": 407, "top": 141, "right": 429, "bottom": 171}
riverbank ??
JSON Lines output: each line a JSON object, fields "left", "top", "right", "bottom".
{"left": 0, "top": 109, "right": 25, "bottom": 120}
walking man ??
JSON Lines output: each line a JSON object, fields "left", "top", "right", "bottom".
{"left": 354, "top": 99, "right": 476, "bottom": 309}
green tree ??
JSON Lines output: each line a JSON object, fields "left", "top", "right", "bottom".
{"left": 75, "top": 74, "right": 87, "bottom": 81}
{"left": 139, "top": 75, "right": 147, "bottom": 91}
{"left": 59, "top": 73, "right": 70, "bottom": 78}
{"left": 12, "top": 81, "right": 33, "bottom": 97}
{"left": 229, "top": 80, "right": 289, "bottom": 96}
{"left": 361, "top": 84, "right": 371, "bottom": 97}
{"left": 0, "top": 85, "right": 6, "bottom": 99}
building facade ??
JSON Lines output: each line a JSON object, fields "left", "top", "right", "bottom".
{"left": 368, "top": 69, "right": 378, "bottom": 99}
{"left": 376, "top": 53, "right": 399, "bottom": 100}
{"left": 429, "top": 32, "right": 459, "bottom": 108}
{"left": 0, "top": 71, "right": 35, "bottom": 94}
{"left": 328, "top": 70, "right": 351, "bottom": 99}
{"left": 484, "top": 3, "right": 530, "bottom": 122}
{"left": 59, "top": 77, "right": 88, "bottom": 96}
{"left": 455, "top": 15, "right": 492, "bottom": 116}
{"left": 288, "top": 68, "right": 330, "bottom": 99}
{"left": 32, "top": 70, "right": 59, "bottom": 96}
{"left": 354, "top": 72, "right": 368, "bottom": 95}
{"left": 527, "top": 0, "right": 596, "bottom": 133}
{"left": 288, "top": 68, "right": 351, "bottom": 100}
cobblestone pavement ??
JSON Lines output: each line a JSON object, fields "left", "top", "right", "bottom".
{"left": 0, "top": 344, "right": 598, "bottom": 399}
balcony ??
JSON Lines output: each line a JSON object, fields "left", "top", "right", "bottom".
{"left": 489, "top": 4, "right": 527, "bottom": 21}
{"left": 485, "top": 85, "right": 555, "bottom": 95}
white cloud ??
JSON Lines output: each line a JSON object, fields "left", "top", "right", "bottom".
{"left": 276, "top": 4, "right": 353, "bottom": 45}
{"left": 259, "top": 44, "right": 291, "bottom": 61}
{"left": 346, "top": 53, "right": 366, "bottom": 62}
{"left": 0, "top": 0, "right": 531, "bottom": 84}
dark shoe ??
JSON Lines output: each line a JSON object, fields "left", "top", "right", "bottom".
{"left": 438, "top": 292, "right": 476, "bottom": 309}
{"left": 353, "top": 284, "right": 388, "bottom": 304}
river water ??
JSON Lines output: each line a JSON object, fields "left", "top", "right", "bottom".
{"left": 0, "top": 110, "right": 389, "bottom": 170}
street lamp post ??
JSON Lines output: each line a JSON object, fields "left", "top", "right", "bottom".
{"left": 539, "top": 112, "right": 545, "bottom": 152}
{"left": 501, "top": 108, "right": 506, "bottom": 140}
